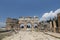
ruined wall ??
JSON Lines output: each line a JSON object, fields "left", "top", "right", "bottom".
{"left": 57, "top": 13, "right": 60, "bottom": 32}
{"left": 6, "top": 18, "right": 19, "bottom": 30}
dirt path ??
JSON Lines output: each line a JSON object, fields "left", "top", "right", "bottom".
{"left": 2, "top": 31, "right": 60, "bottom": 40}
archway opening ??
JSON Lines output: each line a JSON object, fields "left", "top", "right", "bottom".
{"left": 27, "top": 25, "right": 30, "bottom": 28}
{"left": 11, "top": 26, "right": 13, "bottom": 28}
{"left": 20, "top": 24, "right": 24, "bottom": 28}
{"left": 27, "top": 23, "right": 31, "bottom": 28}
{"left": 11, "top": 26, "right": 14, "bottom": 30}
{"left": 34, "top": 24, "right": 38, "bottom": 28}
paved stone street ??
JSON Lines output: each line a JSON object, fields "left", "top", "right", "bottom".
{"left": 2, "top": 31, "right": 60, "bottom": 40}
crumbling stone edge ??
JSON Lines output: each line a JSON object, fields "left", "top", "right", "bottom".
{"left": 43, "top": 32, "right": 60, "bottom": 39}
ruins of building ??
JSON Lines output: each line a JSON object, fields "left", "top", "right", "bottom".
{"left": 6, "top": 16, "right": 40, "bottom": 31}
{"left": 6, "top": 14, "right": 60, "bottom": 32}
{"left": 57, "top": 13, "right": 60, "bottom": 33}
{"left": 6, "top": 18, "right": 19, "bottom": 30}
{"left": 19, "top": 16, "right": 40, "bottom": 31}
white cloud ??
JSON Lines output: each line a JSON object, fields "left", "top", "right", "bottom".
{"left": 40, "top": 8, "right": 60, "bottom": 21}
{"left": 0, "top": 22, "right": 6, "bottom": 27}
{"left": 54, "top": 8, "right": 60, "bottom": 17}
{"left": 42, "top": 13, "right": 49, "bottom": 18}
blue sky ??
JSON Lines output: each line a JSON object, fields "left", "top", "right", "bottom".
{"left": 0, "top": 0, "right": 60, "bottom": 22}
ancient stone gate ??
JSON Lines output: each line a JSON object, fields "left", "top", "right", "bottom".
{"left": 19, "top": 16, "right": 39, "bottom": 31}
{"left": 6, "top": 16, "right": 40, "bottom": 31}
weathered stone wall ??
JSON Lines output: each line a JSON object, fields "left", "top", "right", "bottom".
{"left": 6, "top": 18, "right": 19, "bottom": 30}
{"left": 57, "top": 13, "right": 60, "bottom": 32}
{"left": 6, "top": 16, "right": 40, "bottom": 31}
{"left": 18, "top": 16, "right": 40, "bottom": 31}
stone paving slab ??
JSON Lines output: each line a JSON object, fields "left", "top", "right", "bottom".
{"left": 2, "top": 31, "right": 60, "bottom": 40}
{"left": 44, "top": 32, "right": 60, "bottom": 39}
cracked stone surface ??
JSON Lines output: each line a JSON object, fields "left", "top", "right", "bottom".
{"left": 2, "top": 31, "right": 60, "bottom": 40}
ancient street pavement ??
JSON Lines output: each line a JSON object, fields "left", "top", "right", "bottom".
{"left": 2, "top": 31, "right": 60, "bottom": 40}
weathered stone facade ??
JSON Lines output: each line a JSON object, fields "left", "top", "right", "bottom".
{"left": 6, "top": 16, "right": 40, "bottom": 31}
{"left": 6, "top": 18, "right": 19, "bottom": 30}
{"left": 6, "top": 14, "right": 60, "bottom": 32}
{"left": 49, "top": 18, "right": 57, "bottom": 32}
{"left": 49, "top": 13, "right": 60, "bottom": 33}
{"left": 57, "top": 13, "right": 60, "bottom": 33}
{"left": 19, "top": 16, "right": 39, "bottom": 31}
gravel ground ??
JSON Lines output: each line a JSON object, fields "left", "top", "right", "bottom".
{"left": 2, "top": 31, "right": 60, "bottom": 40}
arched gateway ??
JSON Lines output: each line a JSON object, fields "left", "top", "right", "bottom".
{"left": 19, "top": 16, "right": 39, "bottom": 31}
{"left": 6, "top": 16, "right": 40, "bottom": 31}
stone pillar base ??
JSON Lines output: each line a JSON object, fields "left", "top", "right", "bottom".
{"left": 53, "top": 28, "right": 56, "bottom": 33}
{"left": 58, "top": 27, "right": 60, "bottom": 33}
{"left": 31, "top": 26, "right": 34, "bottom": 32}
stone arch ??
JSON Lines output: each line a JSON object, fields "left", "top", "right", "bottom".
{"left": 26, "top": 22, "right": 32, "bottom": 28}
{"left": 20, "top": 23, "right": 24, "bottom": 28}
{"left": 34, "top": 23, "right": 38, "bottom": 28}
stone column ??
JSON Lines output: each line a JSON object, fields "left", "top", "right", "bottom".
{"left": 58, "top": 27, "right": 60, "bottom": 33}
{"left": 53, "top": 20, "right": 56, "bottom": 32}
{"left": 24, "top": 23, "right": 27, "bottom": 31}
{"left": 31, "top": 24, "right": 34, "bottom": 31}
{"left": 37, "top": 23, "right": 40, "bottom": 32}
{"left": 50, "top": 21, "right": 52, "bottom": 32}
{"left": 17, "top": 24, "right": 20, "bottom": 31}
{"left": 45, "top": 26, "right": 48, "bottom": 32}
{"left": 31, "top": 22, "right": 34, "bottom": 32}
{"left": 57, "top": 16, "right": 60, "bottom": 33}
{"left": 38, "top": 22, "right": 43, "bottom": 32}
